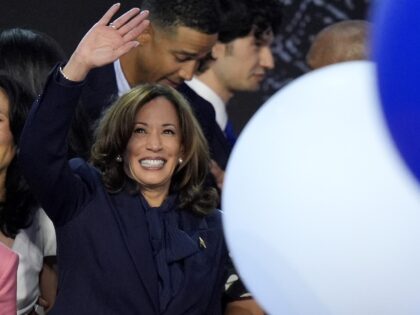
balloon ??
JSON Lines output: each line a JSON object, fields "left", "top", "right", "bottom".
{"left": 373, "top": 0, "right": 420, "bottom": 183}
{"left": 223, "top": 61, "right": 420, "bottom": 315}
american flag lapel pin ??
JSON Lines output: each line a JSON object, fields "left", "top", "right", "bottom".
{"left": 199, "top": 236, "right": 207, "bottom": 249}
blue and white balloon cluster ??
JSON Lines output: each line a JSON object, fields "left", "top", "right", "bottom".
{"left": 222, "top": 1, "right": 420, "bottom": 314}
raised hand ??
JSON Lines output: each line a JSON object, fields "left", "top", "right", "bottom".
{"left": 63, "top": 3, "right": 149, "bottom": 81}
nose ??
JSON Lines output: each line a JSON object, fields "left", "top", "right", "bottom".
{"left": 260, "top": 47, "right": 275, "bottom": 70}
{"left": 178, "top": 61, "right": 197, "bottom": 81}
{"left": 146, "top": 131, "right": 162, "bottom": 152}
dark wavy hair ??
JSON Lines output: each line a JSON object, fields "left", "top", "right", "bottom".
{"left": 0, "top": 73, "right": 38, "bottom": 238}
{"left": 198, "top": 0, "right": 283, "bottom": 72}
{"left": 217, "top": 0, "right": 282, "bottom": 43}
{"left": 90, "top": 84, "right": 218, "bottom": 215}
{"left": 140, "top": 0, "right": 221, "bottom": 34}
{"left": 0, "top": 28, "right": 65, "bottom": 96}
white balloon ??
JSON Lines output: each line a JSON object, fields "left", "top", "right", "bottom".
{"left": 223, "top": 61, "right": 420, "bottom": 315}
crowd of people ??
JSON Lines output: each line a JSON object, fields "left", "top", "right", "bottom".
{"left": 0, "top": 0, "right": 370, "bottom": 314}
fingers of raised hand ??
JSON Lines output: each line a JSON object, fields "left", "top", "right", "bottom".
{"left": 98, "top": 3, "right": 122, "bottom": 26}
{"left": 74, "top": 4, "right": 149, "bottom": 69}
{"left": 119, "top": 11, "right": 150, "bottom": 41}
{"left": 74, "top": 23, "right": 125, "bottom": 68}
{"left": 109, "top": 7, "right": 141, "bottom": 30}
{"left": 90, "top": 23, "right": 142, "bottom": 62}
{"left": 96, "top": 3, "right": 149, "bottom": 42}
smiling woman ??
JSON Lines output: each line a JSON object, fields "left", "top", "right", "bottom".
{"left": 124, "top": 96, "right": 183, "bottom": 200}
{"left": 91, "top": 84, "right": 216, "bottom": 213}
{"left": 18, "top": 4, "right": 230, "bottom": 315}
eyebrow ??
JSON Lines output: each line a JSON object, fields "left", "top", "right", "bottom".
{"left": 135, "top": 122, "right": 177, "bottom": 127}
{"left": 173, "top": 50, "right": 210, "bottom": 60}
{"left": 172, "top": 51, "right": 199, "bottom": 57}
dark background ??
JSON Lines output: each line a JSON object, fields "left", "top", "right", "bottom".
{"left": 0, "top": 0, "right": 370, "bottom": 134}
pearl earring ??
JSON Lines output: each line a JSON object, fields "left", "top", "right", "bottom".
{"left": 115, "top": 155, "right": 123, "bottom": 162}
{"left": 178, "top": 158, "right": 183, "bottom": 164}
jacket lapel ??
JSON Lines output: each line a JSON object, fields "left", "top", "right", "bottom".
{"left": 164, "top": 212, "right": 226, "bottom": 315}
{"left": 108, "top": 191, "right": 159, "bottom": 313}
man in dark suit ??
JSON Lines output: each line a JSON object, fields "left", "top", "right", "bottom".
{"left": 70, "top": 0, "right": 220, "bottom": 159}
{"left": 178, "top": 0, "right": 283, "bottom": 191}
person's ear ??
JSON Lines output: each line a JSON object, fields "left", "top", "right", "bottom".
{"left": 137, "top": 23, "right": 153, "bottom": 46}
{"left": 211, "top": 42, "right": 226, "bottom": 59}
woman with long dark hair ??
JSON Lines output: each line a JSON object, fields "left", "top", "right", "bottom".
{"left": 0, "top": 73, "right": 57, "bottom": 314}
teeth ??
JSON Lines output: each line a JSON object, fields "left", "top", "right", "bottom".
{"left": 140, "top": 159, "right": 165, "bottom": 168}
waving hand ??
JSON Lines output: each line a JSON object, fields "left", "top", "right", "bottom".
{"left": 63, "top": 3, "right": 149, "bottom": 81}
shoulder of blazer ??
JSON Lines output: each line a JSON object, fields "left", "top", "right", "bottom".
{"left": 178, "top": 83, "right": 216, "bottom": 119}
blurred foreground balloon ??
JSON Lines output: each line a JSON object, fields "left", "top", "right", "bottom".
{"left": 223, "top": 61, "right": 420, "bottom": 315}
{"left": 373, "top": 0, "right": 420, "bottom": 183}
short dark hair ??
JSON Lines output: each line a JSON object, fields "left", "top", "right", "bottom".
{"left": 0, "top": 28, "right": 65, "bottom": 97}
{"left": 140, "top": 0, "right": 221, "bottom": 34}
{"left": 0, "top": 73, "right": 38, "bottom": 238}
{"left": 217, "top": 0, "right": 283, "bottom": 43}
{"left": 197, "top": 0, "right": 283, "bottom": 72}
{"left": 91, "top": 84, "right": 218, "bottom": 215}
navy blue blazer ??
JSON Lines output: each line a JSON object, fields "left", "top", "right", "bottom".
{"left": 19, "top": 67, "right": 228, "bottom": 315}
{"left": 177, "top": 83, "right": 232, "bottom": 170}
{"left": 68, "top": 64, "right": 118, "bottom": 159}
{"left": 79, "top": 63, "right": 118, "bottom": 122}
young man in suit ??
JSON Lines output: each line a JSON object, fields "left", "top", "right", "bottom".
{"left": 71, "top": 0, "right": 220, "bottom": 159}
{"left": 178, "top": 0, "right": 283, "bottom": 190}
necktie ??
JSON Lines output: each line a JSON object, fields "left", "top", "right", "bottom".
{"left": 224, "top": 119, "right": 237, "bottom": 147}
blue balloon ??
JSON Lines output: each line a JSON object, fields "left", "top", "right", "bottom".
{"left": 373, "top": 0, "right": 420, "bottom": 183}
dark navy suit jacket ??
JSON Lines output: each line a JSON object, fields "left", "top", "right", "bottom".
{"left": 19, "top": 67, "right": 228, "bottom": 315}
{"left": 68, "top": 64, "right": 118, "bottom": 159}
{"left": 80, "top": 63, "right": 118, "bottom": 122}
{"left": 178, "top": 83, "right": 232, "bottom": 171}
